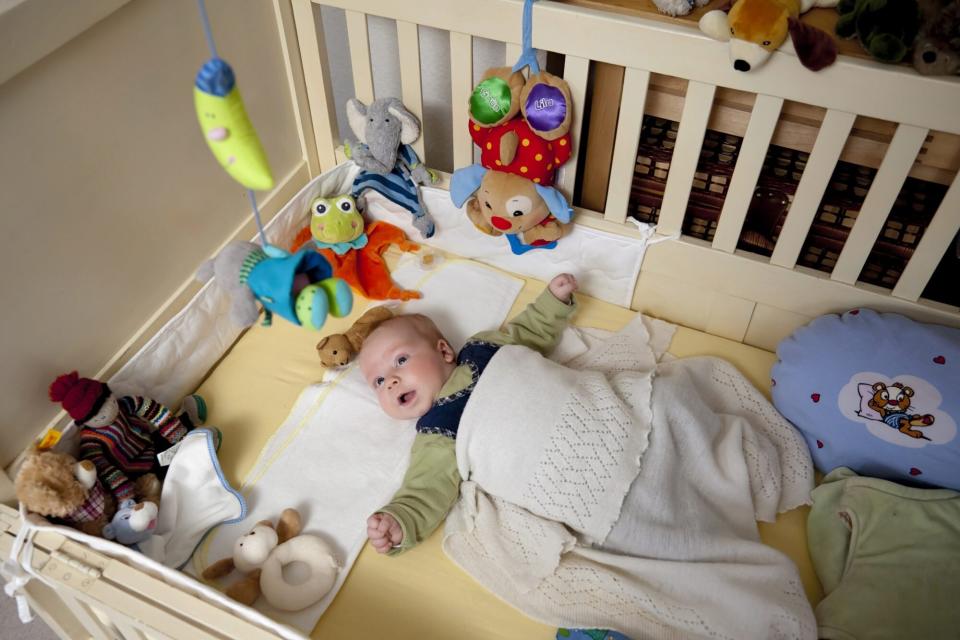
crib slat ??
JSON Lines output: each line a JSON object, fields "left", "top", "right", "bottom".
{"left": 113, "top": 616, "right": 148, "bottom": 640}
{"left": 450, "top": 31, "right": 474, "bottom": 169}
{"left": 397, "top": 20, "right": 426, "bottom": 160}
{"left": 770, "top": 109, "right": 857, "bottom": 269}
{"left": 711, "top": 94, "right": 783, "bottom": 253}
{"left": 657, "top": 81, "right": 717, "bottom": 236}
{"left": 345, "top": 10, "right": 375, "bottom": 104}
{"left": 830, "top": 124, "right": 929, "bottom": 284}
{"left": 893, "top": 171, "right": 960, "bottom": 301}
{"left": 557, "top": 54, "right": 589, "bottom": 200}
{"left": 291, "top": 0, "right": 339, "bottom": 170}
{"left": 57, "top": 590, "right": 114, "bottom": 640}
{"left": 603, "top": 67, "right": 651, "bottom": 224}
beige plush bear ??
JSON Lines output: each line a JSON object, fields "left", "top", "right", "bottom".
{"left": 316, "top": 306, "right": 394, "bottom": 367}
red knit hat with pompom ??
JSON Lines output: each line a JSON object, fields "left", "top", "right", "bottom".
{"left": 48, "top": 371, "right": 110, "bottom": 424}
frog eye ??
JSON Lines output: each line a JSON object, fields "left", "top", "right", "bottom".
{"left": 336, "top": 197, "right": 354, "bottom": 213}
{"left": 313, "top": 201, "right": 329, "bottom": 216}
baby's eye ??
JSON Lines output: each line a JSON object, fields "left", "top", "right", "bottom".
{"left": 374, "top": 376, "right": 385, "bottom": 388}
{"left": 396, "top": 355, "right": 408, "bottom": 366}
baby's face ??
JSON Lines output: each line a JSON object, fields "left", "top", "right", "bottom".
{"left": 359, "top": 320, "right": 455, "bottom": 420}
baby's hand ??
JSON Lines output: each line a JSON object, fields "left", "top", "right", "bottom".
{"left": 549, "top": 273, "right": 579, "bottom": 303}
{"left": 366, "top": 512, "right": 402, "bottom": 554}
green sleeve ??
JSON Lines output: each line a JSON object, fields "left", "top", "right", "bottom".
{"left": 473, "top": 288, "right": 577, "bottom": 355}
{"left": 378, "top": 433, "right": 460, "bottom": 555}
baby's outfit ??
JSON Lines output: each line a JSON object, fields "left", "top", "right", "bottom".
{"left": 377, "top": 289, "right": 576, "bottom": 552}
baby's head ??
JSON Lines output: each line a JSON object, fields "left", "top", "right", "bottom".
{"left": 358, "top": 314, "right": 457, "bottom": 420}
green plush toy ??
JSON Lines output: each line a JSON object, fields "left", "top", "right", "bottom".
{"left": 836, "top": 0, "right": 921, "bottom": 63}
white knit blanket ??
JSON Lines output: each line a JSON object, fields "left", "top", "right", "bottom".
{"left": 445, "top": 321, "right": 817, "bottom": 639}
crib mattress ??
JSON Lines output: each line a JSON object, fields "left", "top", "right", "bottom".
{"left": 195, "top": 261, "right": 822, "bottom": 640}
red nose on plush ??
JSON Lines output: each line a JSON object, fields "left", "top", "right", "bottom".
{"left": 490, "top": 216, "right": 512, "bottom": 231}
{"left": 933, "top": 355, "right": 946, "bottom": 365}
{"left": 910, "top": 467, "right": 922, "bottom": 476}
{"left": 816, "top": 440, "right": 824, "bottom": 449}
{"left": 811, "top": 393, "right": 821, "bottom": 403}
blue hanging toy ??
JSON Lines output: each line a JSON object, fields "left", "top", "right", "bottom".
{"left": 192, "top": 0, "right": 351, "bottom": 330}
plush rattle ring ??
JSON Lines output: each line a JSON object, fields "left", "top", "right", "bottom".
{"left": 259, "top": 535, "right": 339, "bottom": 611}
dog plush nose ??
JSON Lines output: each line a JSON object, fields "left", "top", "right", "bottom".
{"left": 490, "top": 216, "right": 512, "bottom": 231}
{"left": 734, "top": 59, "right": 751, "bottom": 72}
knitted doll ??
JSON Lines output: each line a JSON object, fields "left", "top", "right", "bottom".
{"left": 48, "top": 372, "right": 206, "bottom": 506}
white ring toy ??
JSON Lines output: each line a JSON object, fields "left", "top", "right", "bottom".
{"left": 259, "top": 535, "right": 339, "bottom": 611}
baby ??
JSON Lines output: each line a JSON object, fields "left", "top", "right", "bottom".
{"left": 359, "top": 273, "right": 579, "bottom": 553}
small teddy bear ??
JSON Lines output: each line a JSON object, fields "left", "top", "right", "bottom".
{"left": 48, "top": 372, "right": 204, "bottom": 509}
{"left": 316, "top": 306, "right": 395, "bottom": 367}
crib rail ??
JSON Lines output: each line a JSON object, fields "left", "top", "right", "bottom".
{"left": 291, "top": 0, "right": 960, "bottom": 345}
{"left": 0, "top": 505, "right": 284, "bottom": 640}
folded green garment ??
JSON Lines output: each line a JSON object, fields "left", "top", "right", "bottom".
{"left": 809, "top": 467, "right": 960, "bottom": 639}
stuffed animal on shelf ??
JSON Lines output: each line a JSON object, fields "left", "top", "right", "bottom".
{"left": 315, "top": 306, "right": 394, "bottom": 368}
{"left": 103, "top": 499, "right": 159, "bottom": 546}
{"left": 15, "top": 450, "right": 117, "bottom": 537}
{"left": 451, "top": 165, "right": 574, "bottom": 254}
{"left": 47, "top": 372, "right": 201, "bottom": 513}
{"left": 913, "top": 0, "right": 960, "bottom": 74}
{"left": 345, "top": 98, "right": 439, "bottom": 239}
{"left": 202, "top": 508, "right": 339, "bottom": 611}
{"left": 699, "top": 0, "right": 840, "bottom": 71}
{"left": 291, "top": 218, "right": 422, "bottom": 302}
{"left": 835, "top": 0, "right": 921, "bottom": 63}
{"left": 308, "top": 194, "right": 367, "bottom": 255}
{"left": 652, "top": 0, "right": 712, "bottom": 16}
{"left": 196, "top": 241, "right": 352, "bottom": 330}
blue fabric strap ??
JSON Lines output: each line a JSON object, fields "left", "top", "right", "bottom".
{"left": 511, "top": 0, "right": 541, "bottom": 74}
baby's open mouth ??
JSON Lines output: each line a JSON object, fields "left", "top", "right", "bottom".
{"left": 398, "top": 390, "right": 417, "bottom": 406}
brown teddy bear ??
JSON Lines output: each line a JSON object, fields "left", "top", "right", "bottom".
{"left": 316, "top": 306, "right": 394, "bottom": 367}
{"left": 15, "top": 448, "right": 163, "bottom": 537}
{"left": 15, "top": 449, "right": 116, "bottom": 536}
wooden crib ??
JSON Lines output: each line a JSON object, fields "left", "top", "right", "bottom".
{"left": 2, "top": 0, "right": 958, "bottom": 638}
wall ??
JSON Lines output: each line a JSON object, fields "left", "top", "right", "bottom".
{"left": 0, "top": 0, "right": 303, "bottom": 465}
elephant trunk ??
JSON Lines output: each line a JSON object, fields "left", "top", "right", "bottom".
{"left": 367, "top": 126, "right": 401, "bottom": 170}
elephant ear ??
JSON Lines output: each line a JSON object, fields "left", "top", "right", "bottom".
{"left": 346, "top": 99, "right": 369, "bottom": 143}
{"left": 386, "top": 101, "right": 421, "bottom": 145}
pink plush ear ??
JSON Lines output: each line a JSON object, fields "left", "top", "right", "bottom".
{"left": 788, "top": 17, "right": 838, "bottom": 71}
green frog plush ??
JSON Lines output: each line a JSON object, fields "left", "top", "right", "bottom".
{"left": 308, "top": 194, "right": 368, "bottom": 255}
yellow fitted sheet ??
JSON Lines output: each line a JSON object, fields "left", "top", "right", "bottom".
{"left": 196, "top": 260, "right": 822, "bottom": 640}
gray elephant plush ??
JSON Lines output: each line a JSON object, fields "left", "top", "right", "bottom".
{"left": 345, "top": 97, "right": 438, "bottom": 238}
{"left": 196, "top": 241, "right": 352, "bottom": 331}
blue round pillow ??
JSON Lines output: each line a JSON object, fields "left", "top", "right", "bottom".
{"left": 772, "top": 309, "right": 959, "bottom": 490}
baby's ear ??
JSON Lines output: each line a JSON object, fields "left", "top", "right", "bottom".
{"left": 437, "top": 339, "right": 456, "bottom": 364}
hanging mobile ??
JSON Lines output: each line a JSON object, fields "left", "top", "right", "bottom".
{"left": 192, "top": 0, "right": 351, "bottom": 330}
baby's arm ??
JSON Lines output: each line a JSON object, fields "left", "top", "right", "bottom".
{"left": 367, "top": 433, "right": 460, "bottom": 554}
{"left": 474, "top": 273, "right": 579, "bottom": 355}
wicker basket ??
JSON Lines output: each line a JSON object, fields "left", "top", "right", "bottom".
{"left": 628, "top": 115, "right": 958, "bottom": 306}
